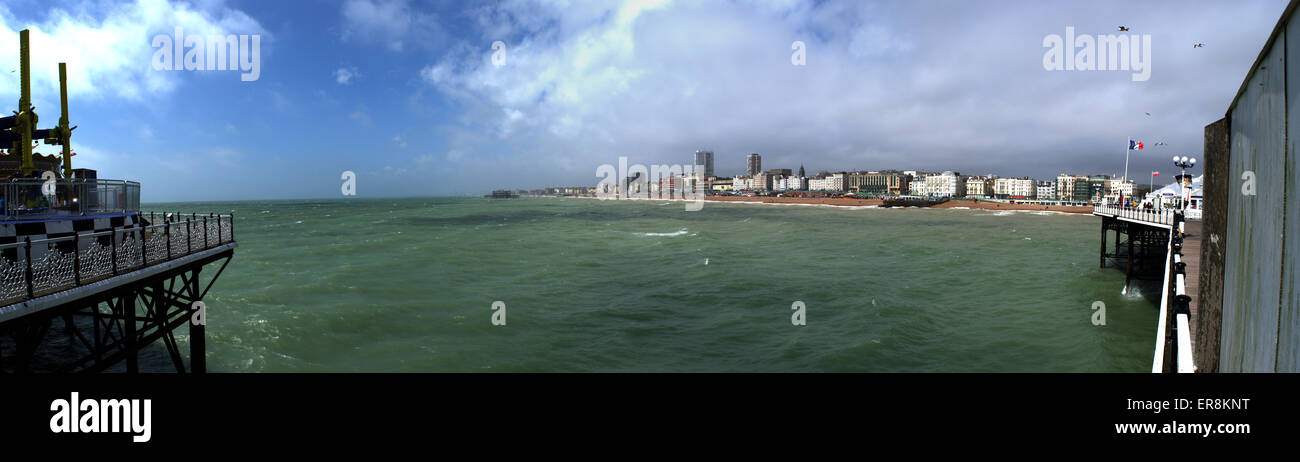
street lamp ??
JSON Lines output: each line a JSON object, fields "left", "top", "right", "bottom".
{"left": 1173, "top": 156, "right": 1197, "bottom": 210}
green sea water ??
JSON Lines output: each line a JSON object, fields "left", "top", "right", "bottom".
{"left": 138, "top": 197, "right": 1158, "bottom": 372}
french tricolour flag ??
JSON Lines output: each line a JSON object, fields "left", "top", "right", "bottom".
{"left": 1129, "top": 140, "right": 1144, "bottom": 150}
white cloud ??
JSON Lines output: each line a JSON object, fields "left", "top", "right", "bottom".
{"left": 340, "top": 0, "right": 445, "bottom": 52}
{"left": 0, "top": 0, "right": 268, "bottom": 103}
{"left": 335, "top": 66, "right": 355, "bottom": 84}
{"left": 414, "top": 0, "right": 1286, "bottom": 187}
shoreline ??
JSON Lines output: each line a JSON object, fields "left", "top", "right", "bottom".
{"left": 557, "top": 195, "right": 1094, "bottom": 214}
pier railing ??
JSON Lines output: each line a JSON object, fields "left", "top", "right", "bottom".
{"left": 0, "top": 212, "right": 234, "bottom": 306}
{"left": 1093, "top": 204, "right": 1175, "bottom": 227}
{"left": 1152, "top": 214, "right": 1195, "bottom": 373}
{"left": 1, "top": 179, "right": 141, "bottom": 219}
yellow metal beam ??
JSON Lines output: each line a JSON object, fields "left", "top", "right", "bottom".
{"left": 16, "top": 29, "right": 36, "bottom": 176}
{"left": 59, "top": 63, "right": 72, "bottom": 177}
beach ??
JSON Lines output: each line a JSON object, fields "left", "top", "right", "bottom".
{"left": 696, "top": 196, "right": 1093, "bottom": 213}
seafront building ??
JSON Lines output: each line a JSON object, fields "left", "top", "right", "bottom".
{"left": 746, "top": 153, "right": 762, "bottom": 177}
{"left": 966, "top": 176, "right": 993, "bottom": 198}
{"left": 711, "top": 177, "right": 733, "bottom": 193}
{"left": 1036, "top": 181, "right": 1056, "bottom": 200}
{"left": 1056, "top": 174, "right": 1092, "bottom": 202}
{"left": 694, "top": 150, "right": 715, "bottom": 178}
{"left": 920, "top": 171, "right": 965, "bottom": 197}
{"left": 1006, "top": 178, "right": 1036, "bottom": 198}
{"left": 849, "top": 172, "right": 910, "bottom": 194}
{"left": 575, "top": 157, "right": 1121, "bottom": 202}
{"left": 1109, "top": 179, "right": 1136, "bottom": 198}
{"left": 751, "top": 171, "right": 773, "bottom": 191}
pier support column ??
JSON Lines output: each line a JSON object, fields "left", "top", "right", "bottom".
{"left": 123, "top": 292, "right": 137, "bottom": 373}
{"left": 1100, "top": 219, "right": 1108, "bottom": 268}
{"left": 189, "top": 268, "right": 205, "bottom": 373}
{"left": 1125, "top": 233, "right": 1135, "bottom": 290}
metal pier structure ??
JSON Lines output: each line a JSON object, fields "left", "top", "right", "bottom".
{"left": 0, "top": 28, "right": 240, "bottom": 373}
{"left": 0, "top": 199, "right": 237, "bottom": 373}
{"left": 1093, "top": 205, "right": 1199, "bottom": 373}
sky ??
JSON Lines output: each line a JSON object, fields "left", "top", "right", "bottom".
{"left": 0, "top": 0, "right": 1288, "bottom": 201}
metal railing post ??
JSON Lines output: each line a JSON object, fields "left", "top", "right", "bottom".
{"left": 24, "top": 237, "right": 33, "bottom": 299}
{"left": 111, "top": 229, "right": 118, "bottom": 275}
{"left": 203, "top": 215, "right": 209, "bottom": 249}
{"left": 73, "top": 232, "right": 81, "bottom": 286}
{"left": 165, "top": 221, "right": 171, "bottom": 260}
{"left": 186, "top": 219, "right": 192, "bottom": 254}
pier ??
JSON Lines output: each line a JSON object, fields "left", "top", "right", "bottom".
{"left": 1093, "top": 205, "right": 1199, "bottom": 373}
{"left": 0, "top": 29, "right": 239, "bottom": 373}
{"left": 0, "top": 193, "right": 237, "bottom": 373}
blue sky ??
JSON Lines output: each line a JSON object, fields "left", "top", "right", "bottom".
{"left": 0, "top": 0, "right": 1288, "bottom": 201}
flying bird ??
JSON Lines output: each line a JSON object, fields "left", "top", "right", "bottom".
{"left": 1194, "top": 43, "right": 1205, "bottom": 48}
{"left": 1155, "top": 142, "right": 1168, "bottom": 146}
{"left": 1118, "top": 26, "right": 1129, "bottom": 32}
{"left": 1145, "top": 112, "right": 1151, "bottom": 117}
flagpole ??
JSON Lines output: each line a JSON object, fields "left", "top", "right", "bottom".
{"left": 1124, "top": 137, "right": 1131, "bottom": 183}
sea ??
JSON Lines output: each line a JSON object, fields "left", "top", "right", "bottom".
{"left": 52, "top": 196, "right": 1162, "bottom": 372}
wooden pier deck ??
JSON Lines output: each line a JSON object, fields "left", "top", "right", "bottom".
{"left": 1181, "top": 220, "right": 1203, "bottom": 350}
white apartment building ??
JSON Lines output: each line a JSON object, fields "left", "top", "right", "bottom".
{"left": 829, "top": 173, "right": 847, "bottom": 191}
{"left": 1036, "top": 181, "right": 1056, "bottom": 200}
{"left": 1056, "top": 174, "right": 1078, "bottom": 201}
{"left": 927, "top": 171, "right": 965, "bottom": 197}
{"left": 1109, "top": 180, "right": 1135, "bottom": 197}
{"left": 966, "top": 176, "right": 992, "bottom": 197}
{"left": 1009, "top": 178, "right": 1035, "bottom": 198}
{"left": 909, "top": 175, "right": 929, "bottom": 195}
{"left": 809, "top": 174, "right": 845, "bottom": 191}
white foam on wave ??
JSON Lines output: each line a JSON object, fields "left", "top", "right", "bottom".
{"left": 974, "top": 210, "right": 1019, "bottom": 217}
{"left": 640, "top": 228, "right": 689, "bottom": 237}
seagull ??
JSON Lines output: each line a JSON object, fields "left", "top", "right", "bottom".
{"left": 1145, "top": 112, "right": 1151, "bottom": 117}
{"left": 1118, "top": 26, "right": 1129, "bottom": 32}
{"left": 1154, "top": 142, "right": 1168, "bottom": 146}
{"left": 1194, "top": 43, "right": 1205, "bottom": 48}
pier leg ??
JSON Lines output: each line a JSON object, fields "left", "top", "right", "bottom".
{"left": 1125, "top": 232, "right": 1135, "bottom": 290}
{"left": 189, "top": 268, "right": 205, "bottom": 373}
{"left": 124, "top": 292, "right": 137, "bottom": 374}
{"left": 1100, "top": 221, "right": 1107, "bottom": 268}
{"left": 1114, "top": 225, "right": 1122, "bottom": 256}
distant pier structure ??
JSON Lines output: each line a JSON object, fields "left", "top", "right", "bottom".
{"left": 1093, "top": 205, "right": 1199, "bottom": 373}
{"left": 1099, "top": 0, "right": 1300, "bottom": 373}
{"left": 0, "top": 29, "right": 237, "bottom": 373}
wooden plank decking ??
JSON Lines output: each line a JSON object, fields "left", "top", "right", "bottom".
{"left": 1181, "top": 220, "right": 1203, "bottom": 351}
